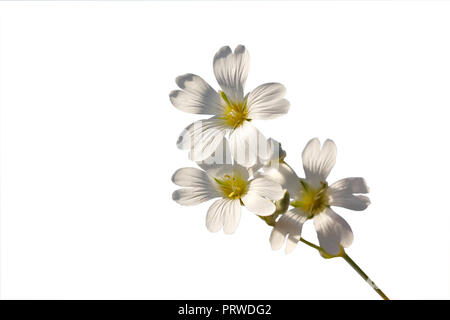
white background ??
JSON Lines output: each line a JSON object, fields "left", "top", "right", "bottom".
{"left": 1, "top": 1, "right": 449, "bottom": 300}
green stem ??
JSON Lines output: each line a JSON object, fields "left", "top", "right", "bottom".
{"left": 342, "top": 252, "right": 390, "bottom": 300}
{"left": 299, "top": 237, "right": 389, "bottom": 300}
{"left": 299, "top": 237, "right": 321, "bottom": 251}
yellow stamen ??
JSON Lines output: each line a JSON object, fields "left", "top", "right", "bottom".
{"left": 219, "top": 91, "right": 249, "bottom": 129}
{"left": 214, "top": 173, "right": 248, "bottom": 199}
{"left": 291, "top": 181, "right": 329, "bottom": 218}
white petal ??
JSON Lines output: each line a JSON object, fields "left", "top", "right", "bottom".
{"left": 330, "top": 177, "right": 369, "bottom": 194}
{"left": 263, "top": 162, "right": 301, "bottom": 197}
{"left": 241, "top": 191, "right": 276, "bottom": 216}
{"left": 170, "top": 166, "right": 221, "bottom": 208}
{"left": 176, "top": 118, "right": 228, "bottom": 161}
{"left": 206, "top": 199, "right": 226, "bottom": 232}
{"left": 252, "top": 137, "right": 286, "bottom": 168}
{"left": 302, "top": 138, "right": 337, "bottom": 186}
{"left": 247, "top": 83, "right": 290, "bottom": 120}
{"left": 269, "top": 208, "right": 309, "bottom": 254}
{"left": 169, "top": 73, "right": 223, "bottom": 115}
{"left": 247, "top": 162, "right": 264, "bottom": 178}
{"left": 223, "top": 199, "right": 242, "bottom": 234}
{"left": 329, "top": 177, "right": 371, "bottom": 211}
{"left": 172, "top": 188, "right": 218, "bottom": 206}
{"left": 248, "top": 177, "right": 284, "bottom": 201}
{"left": 196, "top": 137, "right": 233, "bottom": 172}
{"left": 245, "top": 138, "right": 281, "bottom": 175}
{"left": 266, "top": 138, "right": 286, "bottom": 164}
{"left": 229, "top": 122, "right": 267, "bottom": 167}
{"left": 313, "top": 208, "right": 354, "bottom": 255}
{"left": 213, "top": 45, "right": 249, "bottom": 102}
{"left": 172, "top": 167, "right": 214, "bottom": 188}
{"left": 206, "top": 198, "right": 241, "bottom": 234}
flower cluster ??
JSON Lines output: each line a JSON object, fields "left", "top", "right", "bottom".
{"left": 170, "top": 45, "right": 370, "bottom": 255}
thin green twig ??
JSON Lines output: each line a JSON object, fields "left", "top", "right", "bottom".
{"left": 342, "top": 252, "right": 390, "bottom": 300}
{"left": 299, "top": 237, "right": 389, "bottom": 300}
{"left": 299, "top": 237, "right": 321, "bottom": 251}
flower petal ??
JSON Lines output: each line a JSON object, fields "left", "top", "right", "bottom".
{"left": 172, "top": 188, "right": 218, "bottom": 206}
{"left": 229, "top": 121, "right": 267, "bottom": 167}
{"left": 213, "top": 45, "right": 249, "bottom": 102}
{"left": 241, "top": 191, "right": 276, "bottom": 216}
{"left": 269, "top": 208, "right": 309, "bottom": 254}
{"left": 245, "top": 138, "right": 282, "bottom": 176}
{"left": 176, "top": 117, "right": 228, "bottom": 161}
{"left": 265, "top": 138, "right": 286, "bottom": 164}
{"left": 330, "top": 177, "right": 369, "bottom": 194}
{"left": 329, "top": 177, "right": 371, "bottom": 211}
{"left": 263, "top": 162, "right": 301, "bottom": 197}
{"left": 248, "top": 177, "right": 284, "bottom": 201}
{"left": 313, "top": 208, "right": 354, "bottom": 255}
{"left": 172, "top": 167, "right": 214, "bottom": 188}
{"left": 223, "top": 199, "right": 242, "bottom": 234}
{"left": 302, "top": 138, "right": 336, "bottom": 186}
{"left": 171, "top": 167, "right": 220, "bottom": 204}
{"left": 169, "top": 73, "right": 223, "bottom": 115}
{"left": 247, "top": 83, "right": 290, "bottom": 120}
{"left": 206, "top": 198, "right": 241, "bottom": 234}
{"left": 196, "top": 137, "right": 233, "bottom": 172}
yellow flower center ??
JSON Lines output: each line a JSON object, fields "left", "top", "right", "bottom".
{"left": 214, "top": 174, "right": 248, "bottom": 199}
{"left": 219, "top": 91, "right": 249, "bottom": 129}
{"left": 291, "top": 181, "right": 329, "bottom": 218}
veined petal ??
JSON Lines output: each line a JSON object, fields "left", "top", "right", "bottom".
{"left": 313, "top": 208, "right": 354, "bottom": 255}
{"left": 241, "top": 191, "right": 276, "bottom": 216}
{"left": 170, "top": 73, "right": 223, "bottom": 115}
{"left": 330, "top": 177, "right": 370, "bottom": 194}
{"left": 172, "top": 167, "right": 214, "bottom": 189}
{"left": 329, "top": 177, "right": 371, "bottom": 211}
{"left": 223, "top": 199, "right": 242, "bottom": 234}
{"left": 246, "top": 138, "right": 282, "bottom": 176}
{"left": 330, "top": 194, "right": 370, "bottom": 211}
{"left": 269, "top": 208, "right": 309, "bottom": 254}
{"left": 302, "top": 138, "right": 337, "bottom": 186}
{"left": 248, "top": 177, "right": 284, "bottom": 201}
{"left": 196, "top": 137, "right": 233, "bottom": 172}
{"left": 263, "top": 162, "right": 301, "bottom": 197}
{"left": 172, "top": 166, "right": 219, "bottom": 206}
{"left": 229, "top": 121, "right": 267, "bottom": 167}
{"left": 172, "top": 188, "right": 218, "bottom": 206}
{"left": 247, "top": 83, "right": 290, "bottom": 120}
{"left": 176, "top": 118, "right": 228, "bottom": 161}
{"left": 206, "top": 198, "right": 241, "bottom": 234}
{"left": 247, "top": 162, "right": 264, "bottom": 178}
{"left": 213, "top": 45, "right": 249, "bottom": 102}
{"left": 252, "top": 137, "right": 286, "bottom": 168}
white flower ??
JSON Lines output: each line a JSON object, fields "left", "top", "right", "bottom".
{"left": 172, "top": 164, "right": 284, "bottom": 234}
{"left": 170, "top": 45, "right": 290, "bottom": 166}
{"left": 266, "top": 138, "right": 371, "bottom": 255}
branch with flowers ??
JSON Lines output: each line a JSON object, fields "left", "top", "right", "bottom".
{"left": 170, "top": 45, "right": 389, "bottom": 300}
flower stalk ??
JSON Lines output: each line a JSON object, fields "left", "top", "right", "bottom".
{"left": 260, "top": 211, "right": 389, "bottom": 300}
{"left": 299, "top": 236, "right": 389, "bottom": 300}
{"left": 341, "top": 252, "right": 389, "bottom": 300}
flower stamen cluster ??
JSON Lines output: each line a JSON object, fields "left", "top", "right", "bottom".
{"left": 291, "top": 181, "right": 329, "bottom": 218}
{"left": 214, "top": 174, "right": 248, "bottom": 199}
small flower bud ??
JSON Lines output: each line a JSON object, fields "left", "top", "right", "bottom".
{"left": 275, "top": 190, "right": 290, "bottom": 215}
{"left": 259, "top": 191, "right": 290, "bottom": 226}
